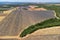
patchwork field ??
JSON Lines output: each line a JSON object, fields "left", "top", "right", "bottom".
{"left": 0, "top": 4, "right": 60, "bottom": 40}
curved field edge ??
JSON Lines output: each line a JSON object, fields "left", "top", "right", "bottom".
{"left": 20, "top": 18, "right": 60, "bottom": 37}
{"left": 20, "top": 5, "right": 60, "bottom": 37}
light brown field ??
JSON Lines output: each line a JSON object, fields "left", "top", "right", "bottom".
{"left": 22, "top": 26, "right": 60, "bottom": 40}
{"left": 28, "top": 7, "right": 47, "bottom": 11}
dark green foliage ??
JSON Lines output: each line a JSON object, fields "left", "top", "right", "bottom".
{"left": 20, "top": 18, "right": 60, "bottom": 37}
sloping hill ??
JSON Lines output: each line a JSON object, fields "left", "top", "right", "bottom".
{"left": 22, "top": 26, "right": 60, "bottom": 40}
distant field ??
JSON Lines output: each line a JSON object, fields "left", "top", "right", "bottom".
{"left": 0, "top": 5, "right": 17, "bottom": 11}
{"left": 20, "top": 4, "right": 60, "bottom": 37}
{"left": 36, "top": 4, "right": 60, "bottom": 18}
